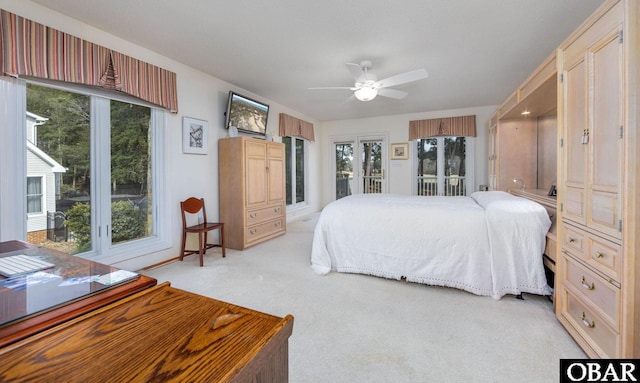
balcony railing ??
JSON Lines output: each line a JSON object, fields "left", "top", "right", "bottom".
{"left": 363, "top": 176, "right": 382, "bottom": 194}
{"left": 417, "top": 175, "right": 466, "bottom": 196}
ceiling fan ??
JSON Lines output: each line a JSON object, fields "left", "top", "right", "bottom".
{"left": 309, "top": 60, "right": 429, "bottom": 102}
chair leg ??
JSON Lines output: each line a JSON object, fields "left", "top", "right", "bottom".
{"left": 180, "top": 231, "right": 187, "bottom": 261}
{"left": 220, "top": 225, "right": 226, "bottom": 258}
{"left": 198, "top": 232, "right": 204, "bottom": 267}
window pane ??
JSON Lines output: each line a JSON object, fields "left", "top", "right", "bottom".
{"left": 295, "top": 138, "right": 304, "bottom": 203}
{"left": 283, "top": 137, "right": 292, "bottom": 205}
{"left": 417, "top": 138, "right": 437, "bottom": 196}
{"left": 361, "top": 141, "right": 382, "bottom": 194}
{"left": 26, "top": 84, "right": 91, "bottom": 253}
{"left": 26, "top": 177, "right": 42, "bottom": 214}
{"left": 444, "top": 137, "right": 466, "bottom": 196}
{"left": 335, "top": 143, "right": 353, "bottom": 199}
{"left": 110, "top": 100, "right": 152, "bottom": 245}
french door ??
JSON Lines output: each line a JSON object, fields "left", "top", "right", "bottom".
{"left": 333, "top": 135, "right": 388, "bottom": 200}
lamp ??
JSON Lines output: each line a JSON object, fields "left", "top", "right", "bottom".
{"left": 354, "top": 86, "right": 377, "bottom": 101}
{"left": 513, "top": 178, "right": 525, "bottom": 191}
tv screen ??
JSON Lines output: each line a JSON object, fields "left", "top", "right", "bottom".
{"left": 225, "top": 91, "right": 269, "bottom": 136}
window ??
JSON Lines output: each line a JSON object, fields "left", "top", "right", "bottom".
{"left": 0, "top": 80, "right": 169, "bottom": 263}
{"left": 26, "top": 176, "right": 43, "bottom": 214}
{"left": 415, "top": 137, "right": 469, "bottom": 196}
{"left": 283, "top": 136, "right": 306, "bottom": 207}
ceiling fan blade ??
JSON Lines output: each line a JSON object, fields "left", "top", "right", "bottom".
{"left": 345, "top": 62, "right": 365, "bottom": 80}
{"left": 308, "top": 86, "right": 356, "bottom": 90}
{"left": 377, "top": 88, "right": 408, "bottom": 99}
{"left": 375, "top": 69, "right": 428, "bottom": 88}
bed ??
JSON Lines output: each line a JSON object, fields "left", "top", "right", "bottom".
{"left": 311, "top": 191, "right": 552, "bottom": 299}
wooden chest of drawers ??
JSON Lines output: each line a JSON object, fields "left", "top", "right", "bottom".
{"left": 557, "top": 223, "right": 622, "bottom": 357}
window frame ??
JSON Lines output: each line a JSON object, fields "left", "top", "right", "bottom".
{"left": 0, "top": 77, "right": 170, "bottom": 264}
{"left": 26, "top": 176, "right": 44, "bottom": 215}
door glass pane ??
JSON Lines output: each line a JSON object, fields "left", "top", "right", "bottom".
{"left": 335, "top": 143, "right": 353, "bottom": 199}
{"left": 110, "top": 100, "right": 153, "bottom": 245}
{"left": 295, "top": 138, "right": 304, "bottom": 203}
{"left": 417, "top": 138, "right": 437, "bottom": 195}
{"left": 444, "top": 137, "right": 466, "bottom": 196}
{"left": 361, "top": 141, "right": 383, "bottom": 194}
{"left": 26, "top": 83, "right": 91, "bottom": 254}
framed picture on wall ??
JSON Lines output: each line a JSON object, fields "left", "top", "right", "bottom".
{"left": 182, "top": 117, "right": 208, "bottom": 155}
{"left": 390, "top": 142, "right": 409, "bottom": 160}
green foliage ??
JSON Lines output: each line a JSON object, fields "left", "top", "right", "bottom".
{"left": 110, "top": 102, "right": 151, "bottom": 192}
{"left": 335, "top": 143, "right": 353, "bottom": 175}
{"left": 64, "top": 203, "right": 92, "bottom": 252}
{"left": 27, "top": 83, "right": 91, "bottom": 194}
{"left": 65, "top": 201, "right": 147, "bottom": 251}
{"left": 110, "top": 201, "right": 146, "bottom": 244}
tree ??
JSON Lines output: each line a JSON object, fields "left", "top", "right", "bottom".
{"left": 27, "top": 83, "right": 91, "bottom": 195}
{"left": 110, "top": 101, "right": 151, "bottom": 195}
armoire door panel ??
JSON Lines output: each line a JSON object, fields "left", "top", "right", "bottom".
{"left": 565, "top": 187, "right": 586, "bottom": 223}
{"left": 563, "top": 59, "right": 587, "bottom": 224}
{"left": 246, "top": 156, "right": 267, "bottom": 207}
{"left": 268, "top": 156, "right": 285, "bottom": 204}
{"left": 589, "top": 191, "right": 619, "bottom": 235}
{"left": 588, "top": 28, "right": 623, "bottom": 238}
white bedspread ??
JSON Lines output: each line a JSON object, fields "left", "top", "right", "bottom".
{"left": 311, "top": 192, "right": 552, "bottom": 299}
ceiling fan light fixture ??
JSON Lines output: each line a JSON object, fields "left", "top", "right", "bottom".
{"left": 354, "top": 86, "right": 377, "bottom": 101}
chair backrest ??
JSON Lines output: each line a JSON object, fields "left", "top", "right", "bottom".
{"left": 180, "top": 197, "right": 208, "bottom": 228}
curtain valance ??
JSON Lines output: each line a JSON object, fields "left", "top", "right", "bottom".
{"left": 409, "top": 115, "right": 476, "bottom": 140}
{"left": 0, "top": 9, "right": 178, "bottom": 112}
{"left": 279, "top": 113, "right": 315, "bottom": 142}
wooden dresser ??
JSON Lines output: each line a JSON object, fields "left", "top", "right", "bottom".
{"left": 219, "top": 137, "right": 286, "bottom": 250}
{"left": 555, "top": 0, "right": 639, "bottom": 358}
{"left": 0, "top": 283, "right": 294, "bottom": 382}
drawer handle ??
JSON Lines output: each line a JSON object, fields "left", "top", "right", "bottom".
{"left": 568, "top": 237, "right": 576, "bottom": 243}
{"left": 275, "top": 221, "right": 281, "bottom": 227}
{"left": 595, "top": 251, "right": 604, "bottom": 259}
{"left": 580, "top": 276, "right": 595, "bottom": 290}
{"left": 581, "top": 312, "right": 595, "bottom": 328}
{"left": 250, "top": 213, "right": 257, "bottom": 218}
{"left": 250, "top": 229, "right": 257, "bottom": 234}
{"left": 274, "top": 207, "right": 280, "bottom": 213}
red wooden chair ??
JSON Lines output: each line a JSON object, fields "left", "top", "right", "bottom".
{"left": 180, "top": 197, "right": 225, "bottom": 267}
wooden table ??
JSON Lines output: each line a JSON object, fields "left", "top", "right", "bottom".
{"left": 0, "top": 240, "right": 156, "bottom": 347}
{"left": 0, "top": 283, "right": 294, "bottom": 382}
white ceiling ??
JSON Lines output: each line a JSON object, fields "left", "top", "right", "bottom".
{"left": 31, "top": 0, "right": 604, "bottom": 121}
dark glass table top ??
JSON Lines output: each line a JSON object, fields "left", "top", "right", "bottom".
{"left": 0, "top": 241, "right": 139, "bottom": 326}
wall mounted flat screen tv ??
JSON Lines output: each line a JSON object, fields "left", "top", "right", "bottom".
{"left": 224, "top": 91, "right": 269, "bottom": 136}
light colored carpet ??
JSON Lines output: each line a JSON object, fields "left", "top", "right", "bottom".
{"left": 141, "top": 213, "right": 585, "bottom": 383}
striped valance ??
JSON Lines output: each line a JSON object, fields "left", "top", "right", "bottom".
{"left": 0, "top": 9, "right": 178, "bottom": 112}
{"left": 409, "top": 115, "right": 476, "bottom": 140}
{"left": 279, "top": 113, "right": 315, "bottom": 142}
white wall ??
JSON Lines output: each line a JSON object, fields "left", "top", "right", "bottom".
{"left": 317, "top": 106, "right": 497, "bottom": 207}
{"left": 0, "top": 0, "right": 322, "bottom": 270}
